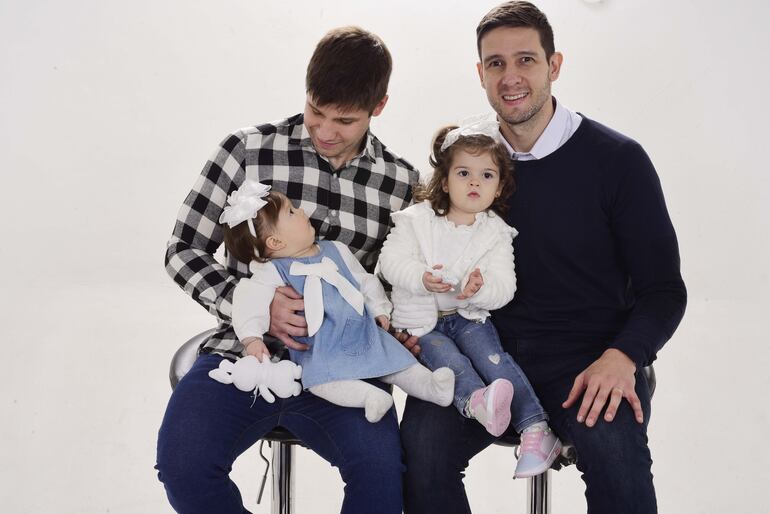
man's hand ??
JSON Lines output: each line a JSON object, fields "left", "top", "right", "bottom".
{"left": 269, "top": 286, "right": 309, "bottom": 351}
{"left": 562, "top": 348, "right": 643, "bottom": 427}
{"left": 391, "top": 328, "right": 421, "bottom": 357}
{"left": 375, "top": 315, "right": 390, "bottom": 332}
{"left": 456, "top": 268, "right": 483, "bottom": 300}
{"left": 422, "top": 264, "right": 453, "bottom": 293}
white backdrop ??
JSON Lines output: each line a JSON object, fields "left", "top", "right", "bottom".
{"left": 1, "top": 0, "right": 769, "bottom": 512}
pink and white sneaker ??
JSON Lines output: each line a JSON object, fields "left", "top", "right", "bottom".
{"left": 468, "top": 379, "right": 514, "bottom": 437}
{"left": 514, "top": 423, "right": 562, "bottom": 479}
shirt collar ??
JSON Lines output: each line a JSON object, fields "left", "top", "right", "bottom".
{"left": 438, "top": 209, "right": 490, "bottom": 229}
{"left": 500, "top": 98, "right": 578, "bottom": 160}
{"left": 290, "top": 114, "right": 376, "bottom": 166}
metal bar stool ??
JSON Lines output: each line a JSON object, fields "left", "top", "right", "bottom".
{"left": 171, "top": 330, "right": 655, "bottom": 514}
{"left": 169, "top": 329, "right": 303, "bottom": 514}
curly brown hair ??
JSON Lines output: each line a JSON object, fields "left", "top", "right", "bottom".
{"left": 222, "top": 191, "right": 287, "bottom": 264}
{"left": 416, "top": 125, "right": 515, "bottom": 217}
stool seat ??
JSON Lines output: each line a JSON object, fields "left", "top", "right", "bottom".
{"left": 169, "top": 328, "right": 214, "bottom": 389}
{"left": 262, "top": 427, "right": 305, "bottom": 447}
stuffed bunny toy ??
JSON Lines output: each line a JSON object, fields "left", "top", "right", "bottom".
{"left": 209, "top": 356, "right": 303, "bottom": 403}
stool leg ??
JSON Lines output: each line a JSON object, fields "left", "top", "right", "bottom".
{"left": 527, "top": 470, "right": 551, "bottom": 514}
{"left": 271, "top": 441, "right": 295, "bottom": 514}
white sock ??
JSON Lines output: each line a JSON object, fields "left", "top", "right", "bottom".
{"left": 522, "top": 420, "right": 548, "bottom": 433}
{"left": 381, "top": 363, "right": 455, "bottom": 406}
{"left": 309, "top": 380, "right": 393, "bottom": 423}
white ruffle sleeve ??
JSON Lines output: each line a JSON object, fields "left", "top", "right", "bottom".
{"left": 232, "top": 260, "right": 286, "bottom": 342}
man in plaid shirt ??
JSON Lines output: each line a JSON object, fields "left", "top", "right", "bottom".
{"left": 156, "top": 27, "right": 419, "bottom": 514}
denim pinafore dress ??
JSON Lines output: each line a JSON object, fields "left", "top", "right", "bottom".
{"left": 271, "top": 240, "right": 416, "bottom": 389}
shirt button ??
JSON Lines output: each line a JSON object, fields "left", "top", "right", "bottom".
{"left": 330, "top": 210, "right": 338, "bottom": 216}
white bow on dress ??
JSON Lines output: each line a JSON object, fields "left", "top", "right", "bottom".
{"left": 290, "top": 257, "right": 365, "bottom": 336}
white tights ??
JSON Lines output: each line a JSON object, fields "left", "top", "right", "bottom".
{"left": 309, "top": 363, "right": 454, "bottom": 422}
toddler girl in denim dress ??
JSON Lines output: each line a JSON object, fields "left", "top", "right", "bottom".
{"left": 219, "top": 181, "right": 454, "bottom": 422}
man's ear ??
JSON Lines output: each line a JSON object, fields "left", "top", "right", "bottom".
{"left": 548, "top": 51, "right": 563, "bottom": 81}
{"left": 266, "top": 235, "right": 284, "bottom": 252}
{"left": 371, "top": 95, "right": 389, "bottom": 117}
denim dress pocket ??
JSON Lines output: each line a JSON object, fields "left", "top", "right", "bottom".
{"left": 339, "top": 318, "right": 373, "bottom": 356}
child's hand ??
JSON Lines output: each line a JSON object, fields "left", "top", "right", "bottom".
{"left": 422, "top": 264, "right": 453, "bottom": 293}
{"left": 243, "top": 337, "right": 271, "bottom": 362}
{"left": 375, "top": 315, "right": 390, "bottom": 332}
{"left": 456, "top": 268, "right": 484, "bottom": 300}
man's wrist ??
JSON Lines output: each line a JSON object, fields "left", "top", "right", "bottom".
{"left": 603, "top": 348, "right": 637, "bottom": 371}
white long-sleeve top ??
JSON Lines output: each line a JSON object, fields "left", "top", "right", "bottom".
{"left": 378, "top": 201, "right": 518, "bottom": 336}
{"left": 232, "top": 241, "right": 392, "bottom": 348}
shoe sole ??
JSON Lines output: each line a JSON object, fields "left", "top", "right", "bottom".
{"left": 485, "top": 379, "right": 513, "bottom": 437}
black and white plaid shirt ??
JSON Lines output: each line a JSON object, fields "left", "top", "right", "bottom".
{"left": 166, "top": 113, "right": 419, "bottom": 357}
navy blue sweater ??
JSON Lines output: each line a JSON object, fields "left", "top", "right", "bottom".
{"left": 491, "top": 116, "right": 686, "bottom": 367}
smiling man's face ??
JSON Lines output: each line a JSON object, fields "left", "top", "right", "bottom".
{"left": 477, "top": 26, "right": 561, "bottom": 130}
{"left": 303, "top": 95, "right": 386, "bottom": 169}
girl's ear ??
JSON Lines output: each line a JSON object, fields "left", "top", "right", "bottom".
{"left": 266, "top": 235, "right": 284, "bottom": 252}
{"left": 441, "top": 178, "right": 448, "bottom": 193}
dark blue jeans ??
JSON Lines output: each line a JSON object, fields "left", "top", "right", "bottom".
{"left": 401, "top": 338, "right": 656, "bottom": 514}
{"left": 156, "top": 354, "right": 404, "bottom": 514}
{"left": 418, "top": 314, "right": 548, "bottom": 432}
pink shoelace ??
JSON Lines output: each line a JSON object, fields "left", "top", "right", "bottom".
{"left": 520, "top": 429, "right": 548, "bottom": 458}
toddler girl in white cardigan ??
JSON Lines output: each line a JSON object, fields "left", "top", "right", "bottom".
{"left": 379, "top": 120, "right": 561, "bottom": 478}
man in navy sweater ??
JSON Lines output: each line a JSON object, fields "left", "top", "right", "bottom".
{"left": 400, "top": 2, "right": 686, "bottom": 513}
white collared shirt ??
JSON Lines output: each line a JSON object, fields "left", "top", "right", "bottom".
{"left": 500, "top": 98, "right": 582, "bottom": 160}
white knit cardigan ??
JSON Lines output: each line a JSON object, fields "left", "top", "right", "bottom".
{"left": 378, "top": 201, "right": 518, "bottom": 336}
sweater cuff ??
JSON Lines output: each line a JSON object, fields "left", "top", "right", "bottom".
{"left": 608, "top": 339, "right": 650, "bottom": 369}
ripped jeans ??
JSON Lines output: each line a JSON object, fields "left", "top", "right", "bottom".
{"left": 418, "top": 314, "right": 547, "bottom": 433}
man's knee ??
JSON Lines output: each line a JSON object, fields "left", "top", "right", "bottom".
{"left": 156, "top": 418, "right": 225, "bottom": 491}
{"left": 560, "top": 403, "right": 654, "bottom": 496}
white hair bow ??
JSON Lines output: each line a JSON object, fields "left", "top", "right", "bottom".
{"left": 219, "top": 180, "right": 271, "bottom": 237}
{"left": 440, "top": 115, "right": 502, "bottom": 152}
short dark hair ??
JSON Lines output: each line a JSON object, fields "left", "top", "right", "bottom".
{"left": 222, "top": 191, "right": 287, "bottom": 264}
{"left": 476, "top": 1, "right": 555, "bottom": 60}
{"left": 417, "top": 126, "right": 515, "bottom": 217}
{"left": 306, "top": 26, "right": 392, "bottom": 113}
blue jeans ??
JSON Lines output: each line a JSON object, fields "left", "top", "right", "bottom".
{"left": 402, "top": 338, "right": 656, "bottom": 514}
{"left": 418, "top": 314, "right": 547, "bottom": 432}
{"left": 156, "top": 354, "right": 404, "bottom": 514}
